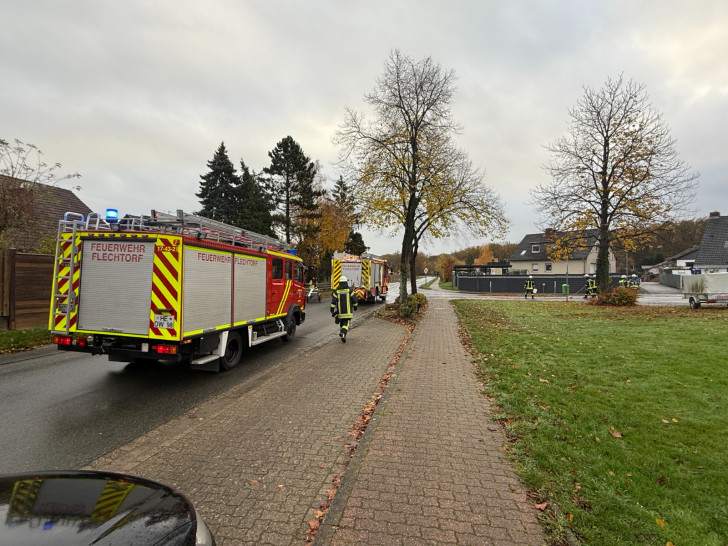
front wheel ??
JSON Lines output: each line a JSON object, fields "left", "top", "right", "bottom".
{"left": 689, "top": 297, "right": 701, "bottom": 309}
{"left": 221, "top": 331, "right": 243, "bottom": 370}
{"left": 283, "top": 319, "right": 296, "bottom": 342}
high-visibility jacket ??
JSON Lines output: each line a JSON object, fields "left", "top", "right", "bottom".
{"left": 525, "top": 280, "right": 534, "bottom": 291}
{"left": 331, "top": 284, "right": 358, "bottom": 319}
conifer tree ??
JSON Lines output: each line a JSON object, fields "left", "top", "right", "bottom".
{"left": 196, "top": 142, "right": 239, "bottom": 224}
{"left": 234, "top": 159, "right": 276, "bottom": 237}
{"left": 264, "top": 136, "right": 322, "bottom": 244}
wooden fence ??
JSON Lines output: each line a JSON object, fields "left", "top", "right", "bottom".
{"left": 0, "top": 250, "right": 54, "bottom": 330}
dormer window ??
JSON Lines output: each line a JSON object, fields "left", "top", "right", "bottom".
{"left": 531, "top": 244, "right": 540, "bottom": 253}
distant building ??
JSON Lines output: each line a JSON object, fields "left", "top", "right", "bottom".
{"left": 0, "top": 174, "right": 93, "bottom": 252}
{"left": 643, "top": 246, "right": 700, "bottom": 277}
{"left": 509, "top": 229, "right": 616, "bottom": 275}
{"left": 693, "top": 211, "right": 728, "bottom": 273}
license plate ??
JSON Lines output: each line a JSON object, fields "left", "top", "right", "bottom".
{"left": 154, "top": 314, "right": 175, "bottom": 329}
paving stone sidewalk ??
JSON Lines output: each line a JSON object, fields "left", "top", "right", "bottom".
{"left": 86, "top": 314, "right": 409, "bottom": 545}
{"left": 86, "top": 300, "right": 545, "bottom": 545}
{"left": 316, "top": 302, "right": 545, "bottom": 545}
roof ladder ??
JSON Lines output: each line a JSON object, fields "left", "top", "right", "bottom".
{"left": 51, "top": 213, "right": 85, "bottom": 335}
{"left": 150, "top": 209, "right": 289, "bottom": 252}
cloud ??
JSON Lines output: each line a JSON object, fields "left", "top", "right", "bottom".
{"left": 2, "top": 0, "right": 726, "bottom": 255}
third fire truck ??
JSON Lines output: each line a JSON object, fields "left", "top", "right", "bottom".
{"left": 331, "top": 252, "right": 389, "bottom": 303}
{"left": 49, "top": 209, "right": 306, "bottom": 371}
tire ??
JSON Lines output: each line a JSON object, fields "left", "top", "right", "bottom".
{"left": 689, "top": 297, "right": 701, "bottom": 309}
{"left": 220, "top": 331, "right": 243, "bottom": 370}
{"left": 283, "top": 318, "right": 297, "bottom": 342}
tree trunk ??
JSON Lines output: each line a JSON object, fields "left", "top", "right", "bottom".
{"left": 409, "top": 238, "right": 419, "bottom": 295}
{"left": 596, "top": 224, "right": 611, "bottom": 293}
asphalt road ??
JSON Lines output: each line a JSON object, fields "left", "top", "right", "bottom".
{"left": 0, "top": 296, "right": 382, "bottom": 474}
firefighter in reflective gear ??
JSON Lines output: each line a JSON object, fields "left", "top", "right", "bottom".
{"left": 585, "top": 274, "right": 597, "bottom": 298}
{"left": 330, "top": 275, "right": 358, "bottom": 342}
{"left": 619, "top": 275, "right": 627, "bottom": 287}
{"left": 628, "top": 274, "right": 640, "bottom": 288}
{"left": 524, "top": 275, "right": 535, "bottom": 299}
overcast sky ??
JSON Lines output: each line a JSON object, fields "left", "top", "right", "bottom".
{"left": 2, "top": 1, "right": 726, "bottom": 256}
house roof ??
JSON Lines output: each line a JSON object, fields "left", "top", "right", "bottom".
{"left": 667, "top": 246, "right": 700, "bottom": 262}
{"left": 0, "top": 175, "right": 93, "bottom": 251}
{"left": 695, "top": 215, "right": 728, "bottom": 267}
{"left": 509, "top": 230, "right": 599, "bottom": 262}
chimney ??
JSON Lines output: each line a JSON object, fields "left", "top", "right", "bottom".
{"left": 709, "top": 211, "right": 721, "bottom": 217}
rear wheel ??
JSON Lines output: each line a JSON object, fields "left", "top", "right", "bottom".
{"left": 220, "top": 331, "right": 243, "bottom": 370}
{"left": 689, "top": 297, "right": 701, "bottom": 309}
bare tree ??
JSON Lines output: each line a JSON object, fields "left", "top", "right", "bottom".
{"left": 0, "top": 138, "right": 80, "bottom": 246}
{"left": 531, "top": 75, "right": 698, "bottom": 292}
{"left": 334, "top": 50, "right": 505, "bottom": 299}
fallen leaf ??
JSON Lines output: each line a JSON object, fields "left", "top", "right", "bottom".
{"left": 277, "top": 484, "right": 284, "bottom": 488}
{"left": 574, "top": 482, "right": 581, "bottom": 492}
{"left": 662, "top": 419, "right": 670, "bottom": 424}
{"left": 314, "top": 510, "right": 324, "bottom": 519}
{"left": 672, "top": 418, "right": 678, "bottom": 423}
{"left": 535, "top": 502, "right": 548, "bottom": 511}
{"left": 308, "top": 520, "right": 320, "bottom": 531}
{"left": 595, "top": 436, "right": 601, "bottom": 443}
{"left": 539, "top": 378, "right": 549, "bottom": 383}
{"left": 657, "top": 475, "right": 667, "bottom": 486}
{"left": 567, "top": 513, "right": 573, "bottom": 521}
{"left": 656, "top": 518, "right": 665, "bottom": 528}
{"left": 609, "top": 427, "right": 623, "bottom": 438}
{"left": 249, "top": 479, "right": 259, "bottom": 486}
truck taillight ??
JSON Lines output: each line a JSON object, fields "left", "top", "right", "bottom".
{"left": 152, "top": 344, "right": 178, "bottom": 355}
{"left": 76, "top": 337, "right": 88, "bottom": 348}
{"left": 53, "top": 335, "right": 72, "bottom": 346}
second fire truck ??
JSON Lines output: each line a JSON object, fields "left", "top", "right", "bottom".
{"left": 49, "top": 209, "right": 306, "bottom": 371}
{"left": 331, "top": 252, "right": 389, "bottom": 303}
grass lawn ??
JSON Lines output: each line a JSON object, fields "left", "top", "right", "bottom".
{"left": 452, "top": 300, "right": 728, "bottom": 545}
{"left": 0, "top": 328, "right": 53, "bottom": 354}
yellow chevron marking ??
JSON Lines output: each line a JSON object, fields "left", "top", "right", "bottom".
{"left": 91, "top": 481, "right": 135, "bottom": 521}
{"left": 332, "top": 259, "right": 341, "bottom": 286}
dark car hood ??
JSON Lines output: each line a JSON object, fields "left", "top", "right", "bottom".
{"left": 0, "top": 470, "right": 198, "bottom": 545}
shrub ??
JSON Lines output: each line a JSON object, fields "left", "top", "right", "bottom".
{"left": 591, "top": 286, "right": 638, "bottom": 306}
{"left": 397, "top": 299, "right": 419, "bottom": 318}
{"left": 411, "top": 293, "right": 427, "bottom": 306}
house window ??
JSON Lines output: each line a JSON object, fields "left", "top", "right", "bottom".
{"left": 531, "top": 244, "right": 540, "bottom": 253}
{"left": 532, "top": 263, "right": 539, "bottom": 272}
{"left": 545, "top": 263, "right": 552, "bottom": 272}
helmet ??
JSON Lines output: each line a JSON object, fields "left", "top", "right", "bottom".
{"left": 632, "top": 274, "right": 637, "bottom": 278}
{"left": 339, "top": 276, "right": 348, "bottom": 283}
{"left": 529, "top": 275, "right": 533, "bottom": 279}
{"left": 621, "top": 275, "right": 627, "bottom": 278}
{"left": 584, "top": 274, "right": 589, "bottom": 278}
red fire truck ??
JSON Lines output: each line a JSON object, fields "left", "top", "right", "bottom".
{"left": 49, "top": 209, "right": 306, "bottom": 371}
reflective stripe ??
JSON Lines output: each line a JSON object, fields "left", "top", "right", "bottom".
{"left": 149, "top": 236, "right": 182, "bottom": 339}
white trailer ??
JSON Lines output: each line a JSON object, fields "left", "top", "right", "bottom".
{"left": 682, "top": 273, "right": 728, "bottom": 308}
